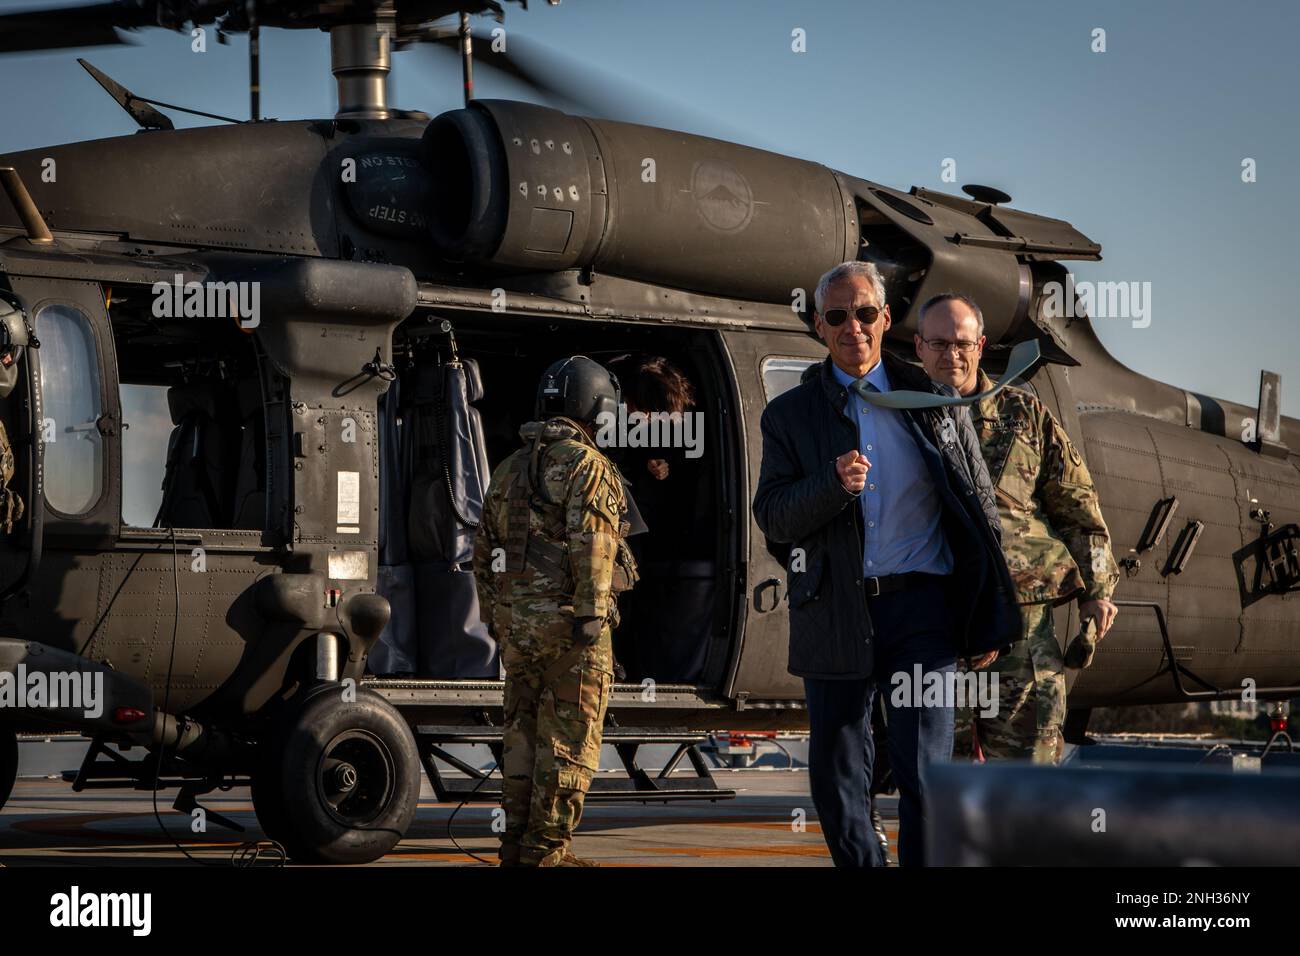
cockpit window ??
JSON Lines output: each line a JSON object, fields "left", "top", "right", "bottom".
{"left": 37, "top": 303, "right": 104, "bottom": 515}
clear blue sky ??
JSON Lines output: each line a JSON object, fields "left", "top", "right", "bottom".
{"left": 2, "top": 0, "right": 1297, "bottom": 413}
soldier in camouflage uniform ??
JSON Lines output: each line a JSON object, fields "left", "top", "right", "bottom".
{"left": 473, "top": 357, "right": 639, "bottom": 867}
{"left": 915, "top": 294, "right": 1119, "bottom": 763}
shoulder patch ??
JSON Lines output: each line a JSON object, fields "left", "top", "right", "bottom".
{"left": 594, "top": 470, "right": 623, "bottom": 525}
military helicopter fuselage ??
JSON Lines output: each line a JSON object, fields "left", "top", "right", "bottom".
{"left": 0, "top": 27, "right": 1298, "bottom": 862}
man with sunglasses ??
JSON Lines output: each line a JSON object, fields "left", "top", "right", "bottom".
{"left": 753, "top": 261, "right": 1020, "bottom": 867}
{"left": 914, "top": 293, "right": 1119, "bottom": 764}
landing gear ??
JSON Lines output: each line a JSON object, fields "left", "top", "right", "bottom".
{"left": 252, "top": 686, "right": 421, "bottom": 864}
{"left": 0, "top": 727, "right": 15, "bottom": 811}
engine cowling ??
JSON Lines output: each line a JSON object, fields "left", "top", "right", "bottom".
{"left": 422, "top": 99, "right": 852, "bottom": 305}
{"left": 422, "top": 99, "right": 1097, "bottom": 345}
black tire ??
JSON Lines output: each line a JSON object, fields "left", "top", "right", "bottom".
{"left": 268, "top": 687, "right": 421, "bottom": 865}
{"left": 250, "top": 747, "right": 291, "bottom": 844}
{"left": 0, "top": 727, "right": 16, "bottom": 812}
{"left": 251, "top": 684, "right": 338, "bottom": 844}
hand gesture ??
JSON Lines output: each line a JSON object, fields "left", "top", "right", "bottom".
{"left": 836, "top": 450, "right": 870, "bottom": 493}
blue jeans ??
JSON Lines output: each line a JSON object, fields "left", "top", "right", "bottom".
{"left": 803, "top": 579, "right": 956, "bottom": 867}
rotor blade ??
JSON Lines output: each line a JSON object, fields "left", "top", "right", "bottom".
{"left": 414, "top": 31, "right": 758, "bottom": 145}
{"left": 0, "top": 1, "right": 524, "bottom": 53}
{"left": 416, "top": 32, "right": 558, "bottom": 96}
{"left": 0, "top": 2, "right": 151, "bottom": 54}
{"left": 396, "top": 2, "right": 510, "bottom": 34}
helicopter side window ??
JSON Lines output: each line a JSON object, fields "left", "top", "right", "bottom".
{"left": 37, "top": 303, "right": 105, "bottom": 516}
{"left": 120, "top": 383, "right": 172, "bottom": 527}
{"left": 761, "top": 356, "right": 818, "bottom": 402}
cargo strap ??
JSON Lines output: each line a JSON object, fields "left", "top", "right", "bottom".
{"left": 527, "top": 425, "right": 557, "bottom": 505}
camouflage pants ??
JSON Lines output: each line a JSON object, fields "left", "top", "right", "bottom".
{"left": 500, "top": 614, "right": 613, "bottom": 866}
{"left": 953, "top": 603, "right": 1066, "bottom": 764}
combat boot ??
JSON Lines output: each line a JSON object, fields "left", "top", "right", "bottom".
{"left": 530, "top": 847, "right": 599, "bottom": 866}
{"left": 499, "top": 842, "right": 521, "bottom": 867}
{"left": 556, "top": 851, "right": 600, "bottom": 867}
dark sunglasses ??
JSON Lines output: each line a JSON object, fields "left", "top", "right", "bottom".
{"left": 822, "top": 305, "right": 882, "bottom": 327}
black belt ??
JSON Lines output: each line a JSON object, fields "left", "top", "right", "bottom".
{"left": 863, "top": 571, "right": 944, "bottom": 597}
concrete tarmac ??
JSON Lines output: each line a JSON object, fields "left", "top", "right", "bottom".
{"left": 0, "top": 770, "right": 900, "bottom": 867}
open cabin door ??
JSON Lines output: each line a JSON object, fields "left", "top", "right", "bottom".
{"left": 720, "top": 327, "right": 827, "bottom": 702}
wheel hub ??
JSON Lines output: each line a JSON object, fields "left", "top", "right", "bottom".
{"left": 317, "top": 730, "right": 394, "bottom": 827}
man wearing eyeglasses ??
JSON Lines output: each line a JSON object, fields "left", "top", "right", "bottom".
{"left": 914, "top": 293, "right": 1119, "bottom": 764}
{"left": 753, "top": 261, "right": 1020, "bottom": 867}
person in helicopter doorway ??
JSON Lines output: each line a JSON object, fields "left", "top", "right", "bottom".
{"left": 604, "top": 353, "right": 709, "bottom": 682}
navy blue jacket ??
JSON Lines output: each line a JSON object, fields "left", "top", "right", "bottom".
{"left": 753, "top": 350, "right": 1021, "bottom": 679}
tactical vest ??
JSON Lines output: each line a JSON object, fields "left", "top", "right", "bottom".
{"left": 502, "top": 417, "right": 638, "bottom": 600}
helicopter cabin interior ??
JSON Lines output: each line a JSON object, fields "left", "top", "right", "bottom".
{"left": 98, "top": 288, "right": 756, "bottom": 696}
{"left": 373, "top": 309, "right": 742, "bottom": 691}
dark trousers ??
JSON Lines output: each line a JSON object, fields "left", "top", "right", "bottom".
{"left": 803, "top": 579, "right": 956, "bottom": 867}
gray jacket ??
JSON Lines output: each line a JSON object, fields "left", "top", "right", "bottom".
{"left": 753, "top": 351, "right": 1021, "bottom": 679}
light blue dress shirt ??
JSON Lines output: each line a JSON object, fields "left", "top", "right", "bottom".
{"left": 830, "top": 359, "right": 953, "bottom": 577}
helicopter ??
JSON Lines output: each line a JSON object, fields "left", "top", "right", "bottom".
{"left": 0, "top": 0, "right": 1297, "bottom": 865}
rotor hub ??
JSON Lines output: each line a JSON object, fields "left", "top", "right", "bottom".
{"left": 331, "top": 21, "right": 395, "bottom": 120}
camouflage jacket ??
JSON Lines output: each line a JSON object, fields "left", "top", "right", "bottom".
{"left": 972, "top": 369, "right": 1118, "bottom": 606}
{"left": 473, "top": 417, "right": 639, "bottom": 631}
